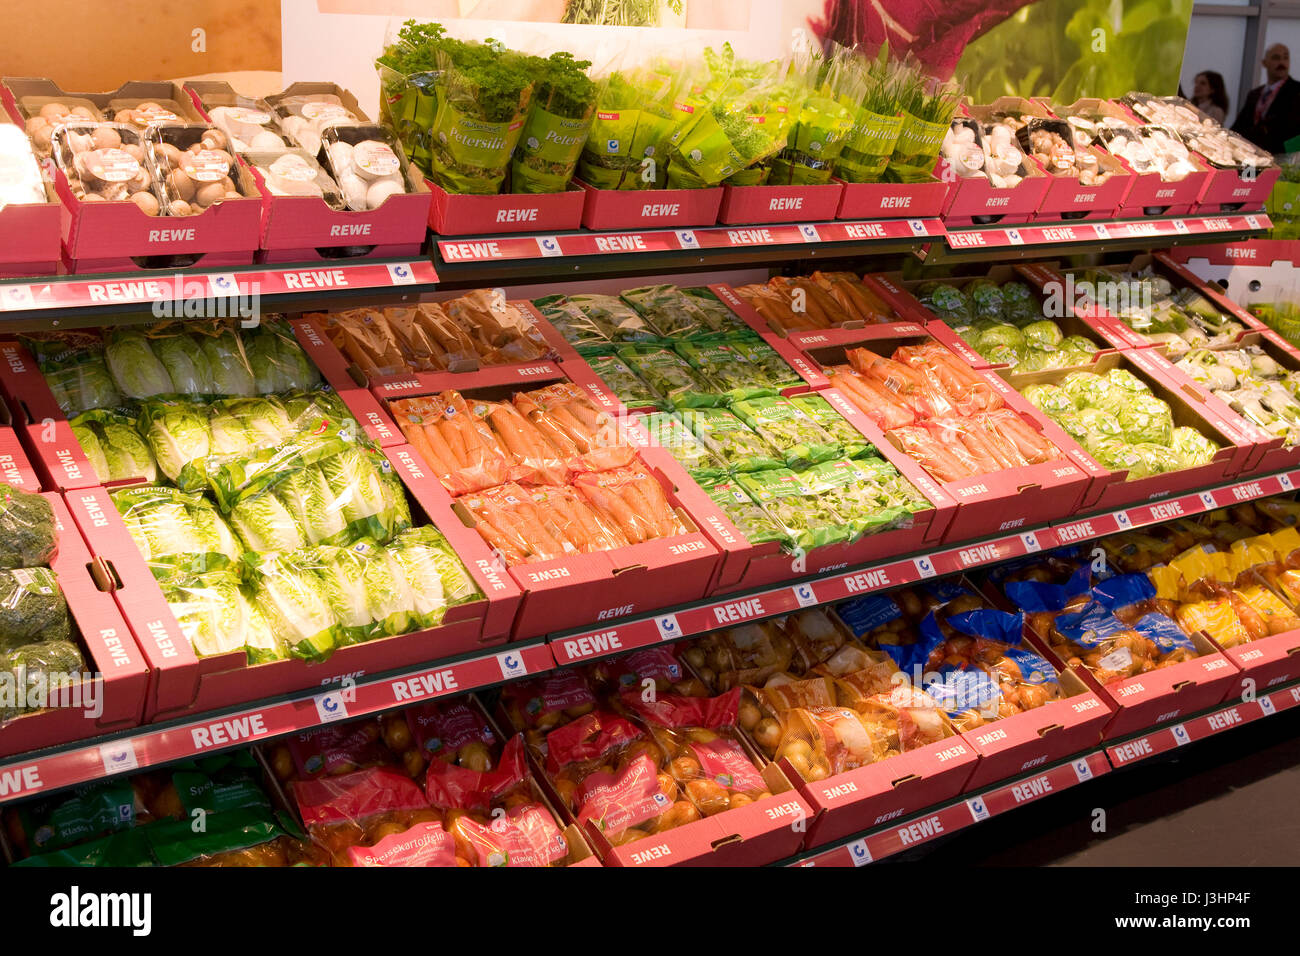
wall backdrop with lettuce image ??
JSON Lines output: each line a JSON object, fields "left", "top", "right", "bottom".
{"left": 811, "top": 0, "right": 1194, "bottom": 100}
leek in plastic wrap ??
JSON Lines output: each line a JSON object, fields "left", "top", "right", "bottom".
{"left": 112, "top": 486, "right": 244, "bottom": 580}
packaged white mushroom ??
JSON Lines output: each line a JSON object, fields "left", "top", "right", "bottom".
{"left": 247, "top": 149, "right": 344, "bottom": 208}
{"left": 51, "top": 122, "right": 160, "bottom": 215}
{"left": 980, "top": 121, "right": 1027, "bottom": 186}
{"left": 321, "top": 125, "right": 409, "bottom": 211}
{"left": 940, "top": 120, "right": 987, "bottom": 179}
{"left": 1122, "top": 92, "right": 1274, "bottom": 169}
{"left": 146, "top": 125, "right": 245, "bottom": 217}
{"left": 0, "top": 124, "right": 47, "bottom": 205}
{"left": 19, "top": 99, "right": 102, "bottom": 159}
{"left": 273, "top": 94, "right": 360, "bottom": 158}
{"left": 206, "top": 101, "right": 295, "bottom": 153}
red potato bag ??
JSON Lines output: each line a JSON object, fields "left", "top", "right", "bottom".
{"left": 589, "top": 645, "right": 708, "bottom": 698}
{"left": 405, "top": 699, "right": 497, "bottom": 770}
{"left": 500, "top": 669, "right": 600, "bottom": 758}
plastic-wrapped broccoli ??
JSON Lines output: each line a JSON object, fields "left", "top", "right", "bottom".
{"left": 1, "top": 640, "right": 85, "bottom": 720}
{"left": 0, "top": 568, "right": 71, "bottom": 649}
{"left": 0, "top": 485, "right": 56, "bottom": 570}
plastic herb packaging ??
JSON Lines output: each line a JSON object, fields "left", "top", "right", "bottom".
{"left": 789, "top": 393, "right": 872, "bottom": 458}
{"left": 577, "top": 59, "right": 682, "bottom": 190}
{"left": 641, "top": 411, "right": 728, "bottom": 479}
{"left": 1021, "top": 370, "right": 1219, "bottom": 479}
{"left": 322, "top": 125, "right": 410, "bottom": 212}
{"left": 51, "top": 122, "right": 159, "bottom": 214}
{"left": 147, "top": 125, "right": 245, "bottom": 217}
{"left": 701, "top": 478, "right": 791, "bottom": 548}
{"left": 730, "top": 396, "right": 840, "bottom": 469}
{"left": 679, "top": 407, "right": 783, "bottom": 473}
{"left": 620, "top": 285, "right": 715, "bottom": 339}
{"left": 273, "top": 93, "right": 361, "bottom": 158}
{"left": 248, "top": 150, "right": 344, "bottom": 207}
{"left": 512, "top": 51, "right": 599, "bottom": 193}
{"left": 617, "top": 345, "right": 716, "bottom": 408}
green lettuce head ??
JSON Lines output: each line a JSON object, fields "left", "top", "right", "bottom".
{"left": 1172, "top": 426, "right": 1219, "bottom": 468}
{"left": 1117, "top": 394, "right": 1174, "bottom": 446}
{"left": 1021, "top": 320, "right": 1065, "bottom": 350}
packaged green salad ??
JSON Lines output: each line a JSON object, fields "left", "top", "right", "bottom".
{"left": 726, "top": 335, "right": 803, "bottom": 391}
{"left": 617, "top": 345, "right": 716, "bottom": 408}
{"left": 679, "top": 407, "right": 783, "bottom": 472}
{"left": 788, "top": 393, "right": 873, "bottom": 458}
{"left": 585, "top": 352, "right": 660, "bottom": 410}
{"left": 675, "top": 340, "right": 776, "bottom": 403}
{"left": 737, "top": 467, "right": 855, "bottom": 550}
{"left": 730, "top": 396, "right": 841, "bottom": 470}
{"left": 681, "top": 287, "right": 750, "bottom": 335}
{"left": 797, "top": 458, "right": 910, "bottom": 537}
{"left": 703, "top": 478, "right": 791, "bottom": 548}
{"left": 620, "top": 284, "right": 714, "bottom": 339}
{"left": 641, "top": 411, "right": 727, "bottom": 479}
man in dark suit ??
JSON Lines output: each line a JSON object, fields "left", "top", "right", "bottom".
{"left": 1232, "top": 44, "right": 1300, "bottom": 154}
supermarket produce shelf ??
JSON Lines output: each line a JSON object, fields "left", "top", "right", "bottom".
{"left": 931, "top": 213, "right": 1271, "bottom": 263}
{"left": 551, "top": 467, "right": 1300, "bottom": 668}
{"left": 781, "top": 677, "right": 1300, "bottom": 867}
{"left": 0, "top": 638, "right": 553, "bottom": 807}
{"left": 429, "top": 219, "right": 947, "bottom": 284}
{"left": 0, "top": 259, "right": 438, "bottom": 328}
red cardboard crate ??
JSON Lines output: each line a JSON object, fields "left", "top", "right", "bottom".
{"left": 426, "top": 180, "right": 584, "bottom": 236}
{"left": 717, "top": 181, "right": 843, "bottom": 225}
{"left": 959, "top": 661, "right": 1112, "bottom": 791}
{"left": 0, "top": 494, "right": 147, "bottom": 758}
{"left": 0, "top": 167, "right": 60, "bottom": 277}
{"left": 835, "top": 177, "right": 949, "bottom": 220}
{"left": 63, "top": 458, "right": 520, "bottom": 723}
{"left": 786, "top": 735, "right": 980, "bottom": 849}
{"left": 1165, "top": 239, "right": 1296, "bottom": 267}
{"left": 574, "top": 179, "right": 723, "bottom": 231}
{"left": 793, "top": 327, "right": 1096, "bottom": 541}
{"left": 0, "top": 403, "right": 41, "bottom": 490}
{"left": 1213, "top": 628, "right": 1300, "bottom": 695}
{"left": 1196, "top": 163, "right": 1279, "bottom": 214}
{"left": 1000, "top": 351, "right": 1254, "bottom": 514}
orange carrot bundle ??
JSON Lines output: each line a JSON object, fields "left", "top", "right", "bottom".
{"left": 769, "top": 277, "right": 841, "bottom": 328}
{"left": 847, "top": 347, "right": 956, "bottom": 420}
{"left": 478, "top": 399, "right": 570, "bottom": 485}
{"left": 393, "top": 391, "right": 511, "bottom": 495}
{"left": 514, "top": 383, "right": 634, "bottom": 473}
{"left": 461, "top": 482, "right": 573, "bottom": 565}
{"left": 734, "top": 284, "right": 817, "bottom": 334}
{"left": 810, "top": 272, "right": 896, "bottom": 323}
{"left": 573, "top": 466, "right": 685, "bottom": 544}
{"left": 895, "top": 342, "right": 1002, "bottom": 416}
{"left": 979, "top": 409, "right": 1064, "bottom": 465}
{"left": 530, "top": 484, "right": 629, "bottom": 554}
{"left": 828, "top": 369, "right": 915, "bottom": 430}
{"left": 886, "top": 425, "right": 977, "bottom": 482}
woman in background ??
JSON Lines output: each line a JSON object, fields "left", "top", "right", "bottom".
{"left": 1192, "top": 71, "right": 1230, "bottom": 123}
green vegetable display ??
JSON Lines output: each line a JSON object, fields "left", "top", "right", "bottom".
{"left": 1, "top": 640, "right": 86, "bottom": 722}
{"left": 730, "top": 396, "right": 840, "bottom": 470}
{"left": 679, "top": 407, "right": 783, "bottom": 473}
{"left": 703, "top": 478, "right": 791, "bottom": 548}
{"left": 736, "top": 467, "right": 855, "bottom": 550}
{"left": 0, "top": 484, "right": 57, "bottom": 570}
{"left": 1023, "top": 368, "right": 1218, "bottom": 479}
{"left": 620, "top": 285, "right": 715, "bottom": 339}
{"left": 641, "top": 412, "right": 727, "bottom": 479}
{"left": 585, "top": 353, "right": 661, "bottom": 410}
{"left": 789, "top": 393, "right": 873, "bottom": 458}
{"left": 112, "top": 486, "right": 244, "bottom": 580}
{"left": 1175, "top": 346, "right": 1300, "bottom": 446}
{"left": 617, "top": 345, "right": 716, "bottom": 409}
{"left": 675, "top": 340, "right": 777, "bottom": 404}
{"left": 0, "top": 568, "right": 71, "bottom": 649}
{"left": 512, "top": 52, "right": 599, "bottom": 193}
{"left": 577, "top": 62, "right": 681, "bottom": 190}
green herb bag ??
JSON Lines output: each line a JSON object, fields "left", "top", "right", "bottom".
{"left": 681, "top": 287, "right": 750, "bottom": 335}
{"left": 578, "top": 65, "right": 678, "bottom": 190}
{"left": 642, "top": 411, "right": 727, "bottom": 480}
{"left": 533, "top": 295, "right": 614, "bottom": 351}
{"left": 675, "top": 340, "right": 775, "bottom": 403}
{"left": 616, "top": 345, "right": 716, "bottom": 408}
{"left": 798, "top": 458, "right": 909, "bottom": 539}
{"left": 737, "top": 467, "right": 852, "bottom": 550}
{"left": 837, "top": 107, "right": 905, "bottom": 182}
{"left": 620, "top": 284, "right": 713, "bottom": 339}
{"left": 428, "top": 44, "right": 535, "bottom": 195}
{"left": 586, "top": 352, "right": 661, "bottom": 410}
{"left": 730, "top": 396, "right": 840, "bottom": 469}
{"left": 702, "top": 478, "right": 792, "bottom": 549}
{"left": 770, "top": 93, "right": 855, "bottom": 185}
{"left": 788, "top": 393, "right": 872, "bottom": 458}
{"left": 512, "top": 52, "right": 598, "bottom": 193}
{"left": 568, "top": 293, "right": 656, "bottom": 343}
{"left": 678, "top": 407, "right": 782, "bottom": 472}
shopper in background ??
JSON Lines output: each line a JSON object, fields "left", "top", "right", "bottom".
{"left": 1232, "top": 44, "right": 1300, "bottom": 153}
{"left": 1192, "top": 70, "right": 1229, "bottom": 124}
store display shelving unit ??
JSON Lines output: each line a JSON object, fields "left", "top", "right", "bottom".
{"left": 0, "top": 208, "right": 1294, "bottom": 868}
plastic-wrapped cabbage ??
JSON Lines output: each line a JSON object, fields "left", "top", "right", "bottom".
{"left": 0, "top": 640, "right": 85, "bottom": 720}
{"left": 1022, "top": 320, "right": 1065, "bottom": 350}
{"left": 1000, "top": 282, "right": 1037, "bottom": 324}
{"left": 245, "top": 322, "right": 321, "bottom": 393}
{"left": 1060, "top": 371, "right": 1111, "bottom": 410}
{"left": 1077, "top": 407, "right": 1124, "bottom": 445}
{"left": 103, "top": 330, "right": 174, "bottom": 399}
{"left": 45, "top": 359, "right": 123, "bottom": 417}
{"left": 1106, "top": 367, "right": 1151, "bottom": 397}
{"left": 1132, "top": 442, "right": 1182, "bottom": 476}
{"left": 229, "top": 491, "right": 306, "bottom": 554}
{"left": 362, "top": 542, "right": 415, "bottom": 636}
{"left": 1117, "top": 393, "right": 1174, "bottom": 446}
{"left": 984, "top": 344, "right": 1023, "bottom": 367}
{"left": 241, "top": 592, "right": 286, "bottom": 664}
{"left": 381, "top": 528, "right": 449, "bottom": 629}
{"left": 1172, "top": 426, "right": 1219, "bottom": 468}
{"left": 305, "top": 543, "right": 376, "bottom": 646}
{"left": 1052, "top": 410, "right": 1088, "bottom": 444}
{"left": 274, "top": 466, "right": 350, "bottom": 547}
{"left": 112, "top": 486, "right": 242, "bottom": 579}
{"left": 153, "top": 333, "right": 216, "bottom": 396}
{"left": 0, "top": 568, "right": 71, "bottom": 649}
{"left": 1022, "top": 384, "right": 1075, "bottom": 416}
{"left": 202, "top": 331, "right": 258, "bottom": 397}
{"left": 973, "top": 323, "right": 1025, "bottom": 352}
{"left": 1062, "top": 335, "right": 1100, "bottom": 354}
{"left": 965, "top": 279, "right": 1004, "bottom": 319}
{"left": 317, "top": 447, "right": 411, "bottom": 545}
{"left": 161, "top": 571, "right": 248, "bottom": 658}
{"left": 1090, "top": 438, "right": 1146, "bottom": 476}
{"left": 139, "top": 402, "right": 212, "bottom": 487}
{"left": 247, "top": 552, "right": 337, "bottom": 661}
{"left": 100, "top": 422, "right": 158, "bottom": 484}
{"left": 205, "top": 413, "right": 361, "bottom": 510}
{"left": 915, "top": 282, "right": 972, "bottom": 323}
{"left": 70, "top": 420, "right": 110, "bottom": 483}
{"left": 0, "top": 484, "right": 56, "bottom": 570}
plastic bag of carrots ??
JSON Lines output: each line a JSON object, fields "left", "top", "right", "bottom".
{"left": 810, "top": 271, "right": 897, "bottom": 324}
{"left": 514, "top": 383, "right": 635, "bottom": 473}
{"left": 389, "top": 392, "right": 511, "bottom": 495}
{"left": 572, "top": 465, "right": 687, "bottom": 545}
{"left": 460, "top": 482, "right": 626, "bottom": 564}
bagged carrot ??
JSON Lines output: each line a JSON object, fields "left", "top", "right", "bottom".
{"left": 514, "top": 383, "right": 635, "bottom": 473}
{"left": 827, "top": 368, "right": 916, "bottom": 431}
{"left": 529, "top": 483, "right": 628, "bottom": 554}
{"left": 895, "top": 342, "right": 1002, "bottom": 415}
{"left": 477, "top": 399, "right": 569, "bottom": 485}
{"left": 979, "top": 409, "right": 1063, "bottom": 465}
{"left": 573, "top": 466, "right": 685, "bottom": 544}
{"left": 460, "top": 482, "right": 571, "bottom": 565}
{"left": 811, "top": 272, "right": 896, "bottom": 323}
{"left": 734, "top": 283, "right": 812, "bottom": 334}
{"left": 848, "top": 347, "right": 956, "bottom": 420}
{"left": 887, "top": 425, "right": 977, "bottom": 482}
{"left": 434, "top": 391, "right": 512, "bottom": 492}
{"left": 770, "top": 276, "right": 843, "bottom": 327}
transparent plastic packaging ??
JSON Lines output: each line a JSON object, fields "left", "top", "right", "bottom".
{"left": 274, "top": 93, "right": 361, "bottom": 158}
{"left": 147, "top": 124, "right": 244, "bottom": 217}
{"left": 20, "top": 99, "right": 103, "bottom": 159}
{"left": 51, "top": 122, "right": 159, "bottom": 214}
{"left": 321, "top": 125, "right": 410, "bottom": 212}
{"left": 107, "top": 99, "right": 191, "bottom": 131}
{"left": 247, "top": 149, "right": 344, "bottom": 207}
{"left": 206, "top": 100, "right": 295, "bottom": 153}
